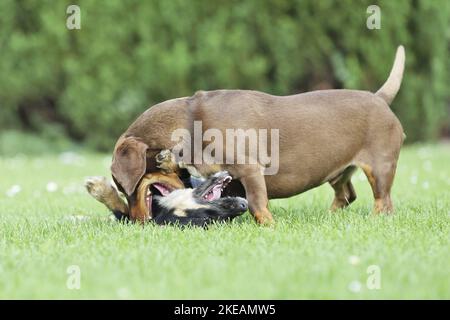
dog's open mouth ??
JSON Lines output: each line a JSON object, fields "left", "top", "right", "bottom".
{"left": 137, "top": 173, "right": 185, "bottom": 219}
{"left": 200, "top": 174, "right": 232, "bottom": 201}
{"left": 145, "top": 182, "right": 175, "bottom": 212}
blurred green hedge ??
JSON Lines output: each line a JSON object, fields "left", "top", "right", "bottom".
{"left": 0, "top": 0, "right": 449, "bottom": 150}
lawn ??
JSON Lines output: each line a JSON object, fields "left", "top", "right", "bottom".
{"left": 0, "top": 144, "right": 449, "bottom": 299}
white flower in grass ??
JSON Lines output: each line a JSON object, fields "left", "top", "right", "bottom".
{"left": 348, "top": 255, "right": 361, "bottom": 266}
{"left": 410, "top": 175, "right": 418, "bottom": 185}
{"left": 46, "top": 182, "right": 58, "bottom": 192}
{"left": 6, "top": 185, "right": 21, "bottom": 197}
{"left": 422, "top": 181, "right": 429, "bottom": 189}
{"left": 348, "top": 280, "right": 362, "bottom": 293}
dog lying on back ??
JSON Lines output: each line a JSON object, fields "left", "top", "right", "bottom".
{"left": 85, "top": 171, "right": 248, "bottom": 227}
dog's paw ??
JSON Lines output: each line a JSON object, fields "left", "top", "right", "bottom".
{"left": 85, "top": 176, "right": 129, "bottom": 214}
{"left": 85, "top": 176, "right": 117, "bottom": 203}
{"left": 156, "top": 149, "right": 173, "bottom": 163}
{"left": 156, "top": 149, "right": 177, "bottom": 173}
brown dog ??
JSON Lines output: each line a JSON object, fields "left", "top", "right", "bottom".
{"left": 111, "top": 46, "right": 406, "bottom": 224}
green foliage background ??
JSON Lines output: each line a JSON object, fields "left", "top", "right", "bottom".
{"left": 0, "top": 0, "right": 449, "bottom": 151}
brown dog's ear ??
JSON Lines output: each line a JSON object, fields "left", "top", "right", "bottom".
{"left": 111, "top": 136, "right": 148, "bottom": 196}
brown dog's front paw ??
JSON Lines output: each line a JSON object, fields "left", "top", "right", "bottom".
{"left": 155, "top": 149, "right": 172, "bottom": 163}
{"left": 254, "top": 210, "right": 275, "bottom": 226}
{"left": 156, "top": 149, "right": 178, "bottom": 173}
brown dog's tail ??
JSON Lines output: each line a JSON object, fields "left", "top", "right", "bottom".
{"left": 375, "top": 45, "right": 405, "bottom": 105}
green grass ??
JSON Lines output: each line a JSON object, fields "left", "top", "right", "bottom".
{"left": 0, "top": 145, "right": 449, "bottom": 299}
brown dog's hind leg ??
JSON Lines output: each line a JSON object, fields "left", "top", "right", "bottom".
{"left": 329, "top": 166, "right": 357, "bottom": 211}
{"left": 85, "top": 176, "right": 129, "bottom": 218}
{"left": 356, "top": 114, "right": 404, "bottom": 214}
{"left": 240, "top": 173, "right": 274, "bottom": 225}
{"left": 359, "top": 161, "right": 397, "bottom": 213}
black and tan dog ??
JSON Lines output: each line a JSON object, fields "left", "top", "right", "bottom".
{"left": 86, "top": 171, "right": 247, "bottom": 227}
{"left": 110, "top": 46, "right": 406, "bottom": 224}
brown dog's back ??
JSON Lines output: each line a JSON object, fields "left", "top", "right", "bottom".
{"left": 188, "top": 88, "right": 403, "bottom": 198}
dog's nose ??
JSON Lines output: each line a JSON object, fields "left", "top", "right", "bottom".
{"left": 237, "top": 198, "right": 248, "bottom": 211}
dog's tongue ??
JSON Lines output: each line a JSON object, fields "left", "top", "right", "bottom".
{"left": 152, "top": 183, "right": 171, "bottom": 196}
{"left": 205, "top": 185, "right": 222, "bottom": 201}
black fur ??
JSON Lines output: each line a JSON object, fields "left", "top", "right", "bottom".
{"left": 152, "top": 195, "right": 248, "bottom": 227}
